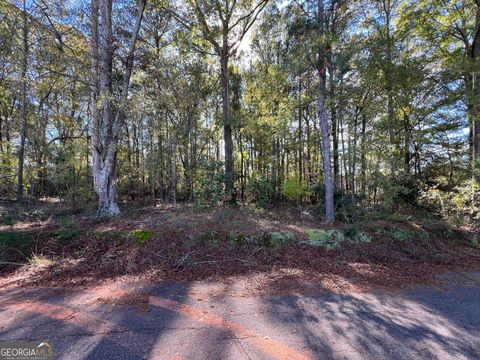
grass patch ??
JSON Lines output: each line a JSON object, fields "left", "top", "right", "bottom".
{"left": 133, "top": 229, "right": 155, "bottom": 245}
{"left": 29, "top": 254, "right": 54, "bottom": 266}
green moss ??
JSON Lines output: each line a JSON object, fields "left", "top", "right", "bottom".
{"left": 133, "top": 229, "right": 155, "bottom": 245}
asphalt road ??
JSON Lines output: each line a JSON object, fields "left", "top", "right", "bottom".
{"left": 1, "top": 272, "right": 480, "bottom": 360}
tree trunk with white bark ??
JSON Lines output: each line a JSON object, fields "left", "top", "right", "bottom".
{"left": 317, "top": 0, "right": 334, "bottom": 223}
{"left": 90, "top": 0, "right": 145, "bottom": 218}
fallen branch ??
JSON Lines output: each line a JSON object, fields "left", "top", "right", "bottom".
{"left": 0, "top": 261, "right": 24, "bottom": 266}
{"left": 174, "top": 251, "right": 196, "bottom": 270}
{"left": 0, "top": 174, "right": 15, "bottom": 180}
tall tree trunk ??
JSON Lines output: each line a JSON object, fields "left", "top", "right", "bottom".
{"left": 403, "top": 111, "right": 411, "bottom": 174}
{"left": 330, "top": 68, "right": 340, "bottom": 190}
{"left": 305, "top": 113, "right": 312, "bottom": 184}
{"left": 384, "top": 0, "right": 396, "bottom": 177}
{"left": 220, "top": 52, "right": 235, "bottom": 203}
{"left": 360, "top": 113, "right": 367, "bottom": 195}
{"left": 158, "top": 128, "right": 164, "bottom": 201}
{"left": 16, "top": 0, "right": 29, "bottom": 202}
{"left": 317, "top": 0, "right": 334, "bottom": 223}
{"left": 350, "top": 108, "right": 359, "bottom": 222}
{"left": 297, "top": 79, "right": 303, "bottom": 183}
{"left": 470, "top": 2, "right": 480, "bottom": 182}
{"left": 90, "top": 0, "right": 145, "bottom": 217}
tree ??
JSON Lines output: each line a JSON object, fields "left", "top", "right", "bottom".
{"left": 316, "top": 0, "right": 334, "bottom": 223}
{"left": 16, "top": 0, "right": 29, "bottom": 201}
{"left": 90, "top": 0, "right": 146, "bottom": 217}
{"left": 398, "top": 0, "right": 480, "bottom": 181}
{"left": 172, "top": 0, "right": 269, "bottom": 203}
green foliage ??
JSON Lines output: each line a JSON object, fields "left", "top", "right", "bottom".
{"left": 341, "top": 224, "right": 372, "bottom": 243}
{"left": 471, "top": 234, "right": 480, "bottom": 249}
{"left": 355, "top": 231, "right": 372, "bottom": 243}
{"left": 341, "top": 223, "right": 359, "bottom": 238}
{"left": 133, "top": 229, "right": 155, "bottom": 245}
{"left": 0, "top": 231, "right": 30, "bottom": 258}
{"left": 1, "top": 212, "right": 14, "bottom": 226}
{"left": 195, "top": 160, "right": 225, "bottom": 206}
{"left": 246, "top": 176, "right": 274, "bottom": 207}
{"left": 419, "top": 181, "right": 480, "bottom": 224}
{"left": 228, "top": 231, "right": 294, "bottom": 249}
{"left": 265, "top": 231, "right": 295, "bottom": 249}
{"left": 311, "top": 184, "right": 355, "bottom": 222}
{"left": 57, "top": 217, "right": 80, "bottom": 242}
{"left": 380, "top": 175, "right": 422, "bottom": 209}
{"left": 282, "top": 179, "right": 305, "bottom": 203}
{"left": 303, "top": 229, "right": 345, "bottom": 250}
{"left": 193, "top": 231, "right": 221, "bottom": 247}
{"left": 365, "top": 210, "right": 406, "bottom": 222}
{"left": 387, "top": 227, "right": 429, "bottom": 243}
{"left": 389, "top": 228, "right": 413, "bottom": 242}
{"left": 228, "top": 232, "right": 260, "bottom": 246}
{"left": 52, "top": 148, "right": 94, "bottom": 209}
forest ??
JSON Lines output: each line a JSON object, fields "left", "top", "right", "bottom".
{"left": 0, "top": 0, "right": 480, "bottom": 287}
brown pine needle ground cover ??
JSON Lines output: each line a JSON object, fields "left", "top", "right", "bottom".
{"left": 1, "top": 200, "right": 480, "bottom": 295}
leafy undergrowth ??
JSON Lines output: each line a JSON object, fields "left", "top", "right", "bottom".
{"left": 1, "top": 201, "right": 480, "bottom": 294}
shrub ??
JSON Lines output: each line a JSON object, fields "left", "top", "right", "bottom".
{"left": 418, "top": 181, "right": 480, "bottom": 223}
{"left": 311, "top": 184, "right": 355, "bottom": 222}
{"left": 265, "top": 231, "right": 295, "bottom": 248}
{"left": 389, "top": 229, "right": 429, "bottom": 242}
{"left": 53, "top": 149, "right": 94, "bottom": 210}
{"left": 57, "top": 217, "right": 80, "bottom": 242}
{"left": 355, "top": 231, "right": 372, "bottom": 243}
{"left": 1, "top": 212, "right": 15, "bottom": 227}
{"left": 342, "top": 223, "right": 358, "bottom": 238}
{"left": 195, "top": 160, "right": 225, "bottom": 206}
{"left": 228, "top": 232, "right": 260, "bottom": 246}
{"left": 389, "top": 228, "right": 414, "bottom": 242}
{"left": 303, "top": 229, "right": 345, "bottom": 250}
{"left": 471, "top": 235, "right": 480, "bottom": 249}
{"left": 282, "top": 179, "right": 305, "bottom": 204}
{"left": 246, "top": 176, "right": 274, "bottom": 207}
{"left": 380, "top": 174, "right": 422, "bottom": 209}
{"left": 385, "top": 226, "right": 430, "bottom": 246}
{"left": 0, "top": 231, "right": 30, "bottom": 252}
